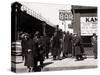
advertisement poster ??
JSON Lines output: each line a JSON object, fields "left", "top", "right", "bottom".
{"left": 80, "top": 17, "right": 97, "bottom": 36}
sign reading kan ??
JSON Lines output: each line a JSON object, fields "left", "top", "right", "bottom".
{"left": 80, "top": 17, "right": 97, "bottom": 36}
{"left": 59, "top": 10, "right": 73, "bottom": 21}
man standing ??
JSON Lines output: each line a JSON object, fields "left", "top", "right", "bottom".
{"left": 52, "top": 32, "right": 59, "bottom": 60}
{"left": 91, "top": 33, "right": 97, "bottom": 59}
{"left": 52, "top": 30, "right": 62, "bottom": 60}
{"left": 32, "top": 31, "right": 45, "bottom": 72}
{"left": 73, "top": 33, "right": 84, "bottom": 61}
{"left": 63, "top": 31, "right": 72, "bottom": 58}
{"left": 45, "top": 35, "right": 50, "bottom": 59}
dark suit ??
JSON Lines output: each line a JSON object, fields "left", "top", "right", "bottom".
{"left": 91, "top": 36, "right": 97, "bottom": 59}
{"left": 52, "top": 31, "right": 62, "bottom": 60}
{"left": 21, "top": 38, "right": 27, "bottom": 58}
{"left": 33, "top": 36, "right": 45, "bottom": 71}
{"left": 44, "top": 35, "right": 50, "bottom": 59}
{"left": 63, "top": 33, "right": 72, "bottom": 57}
{"left": 23, "top": 39, "right": 33, "bottom": 67}
{"left": 73, "top": 36, "right": 83, "bottom": 60}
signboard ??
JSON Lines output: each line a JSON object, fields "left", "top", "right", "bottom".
{"left": 80, "top": 17, "right": 97, "bottom": 36}
{"left": 59, "top": 10, "right": 73, "bottom": 21}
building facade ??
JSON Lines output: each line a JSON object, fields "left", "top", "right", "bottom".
{"left": 72, "top": 6, "right": 97, "bottom": 47}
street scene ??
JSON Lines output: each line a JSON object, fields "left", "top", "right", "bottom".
{"left": 11, "top": 2, "right": 97, "bottom": 73}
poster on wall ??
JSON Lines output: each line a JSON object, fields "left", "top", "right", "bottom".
{"left": 80, "top": 17, "right": 97, "bottom": 36}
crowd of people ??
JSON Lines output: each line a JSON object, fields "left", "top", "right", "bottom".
{"left": 20, "top": 27, "right": 97, "bottom": 72}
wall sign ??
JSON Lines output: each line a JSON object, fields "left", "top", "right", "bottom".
{"left": 80, "top": 17, "right": 97, "bottom": 36}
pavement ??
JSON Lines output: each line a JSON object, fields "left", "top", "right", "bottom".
{"left": 11, "top": 46, "right": 97, "bottom": 73}
{"left": 11, "top": 55, "right": 97, "bottom": 73}
{"left": 42, "top": 56, "right": 97, "bottom": 71}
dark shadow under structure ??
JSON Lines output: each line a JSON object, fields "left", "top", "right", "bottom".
{"left": 11, "top": 2, "right": 55, "bottom": 72}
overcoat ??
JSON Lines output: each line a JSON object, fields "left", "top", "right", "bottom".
{"left": 52, "top": 32, "right": 61, "bottom": 56}
{"left": 21, "top": 38, "right": 28, "bottom": 57}
{"left": 63, "top": 33, "right": 72, "bottom": 54}
{"left": 91, "top": 36, "right": 97, "bottom": 57}
{"left": 74, "top": 36, "right": 82, "bottom": 56}
{"left": 33, "top": 37, "right": 45, "bottom": 62}
{"left": 24, "top": 39, "right": 34, "bottom": 67}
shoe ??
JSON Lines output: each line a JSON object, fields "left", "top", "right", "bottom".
{"left": 58, "top": 57, "right": 62, "bottom": 60}
{"left": 53, "top": 57, "right": 56, "bottom": 60}
{"left": 27, "top": 68, "right": 31, "bottom": 72}
{"left": 75, "top": 59, "right": 80, "bottom": 61}
{"left": 80, "top": 56, "right": 84, "bottom": 60}
{"left": 29, "top": 68, "right": 31, "bottom": 72}
{"left": 94, "top": 57, "right": 97, "bottom": 59}
{"left": 62, "top": 56, "right": 66, "bottom": 59}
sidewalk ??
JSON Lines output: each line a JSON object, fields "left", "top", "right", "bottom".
{"left": 11, "top": 46, "right": 97, "bottom": 73}
{"left": 42, "top": 57, "right": 97, "bottom": 71}
{"left": 13, "top": 56, "right": 97, "bottom": 73}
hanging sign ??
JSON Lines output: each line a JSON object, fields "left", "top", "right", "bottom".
{"left": 59, "top": 10, "right": 73, "bottom": 21}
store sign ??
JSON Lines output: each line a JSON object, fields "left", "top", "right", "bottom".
{"left": 80, "top": 17, "right": 97, "bottom": 36}
{"left": 59, "top": 10, "right": 73, "bottom": 21}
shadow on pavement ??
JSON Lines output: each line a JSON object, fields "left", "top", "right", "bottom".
{"left": 43, "top": 62, "right": 53, "bottom": 67}
{"left": 32, "top": 62, "right": 53, "bottom": 72}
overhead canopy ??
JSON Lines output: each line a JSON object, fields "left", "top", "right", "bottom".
{"left": 11, "top": 2, "right": 56, "bottom": 41}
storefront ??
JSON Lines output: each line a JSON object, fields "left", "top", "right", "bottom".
{"left": 72, "top": 6, "right": 97, "bottom": 47}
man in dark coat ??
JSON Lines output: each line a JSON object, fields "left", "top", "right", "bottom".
{"left": 21, "top": 34, "right": 28, "bottom": 61}
{"left": 52, "top": 30, "right": 62, "bottom": 60}
{"left": 73, "top": 34, "right": 84, "bottom": 61}
{"left": 22, "top": 34, "right": 34, "bottom": 72}
{"left": 44, "top": 35, "right": 50, "bottom": 59}
{"left": 57, "top": 29, "right": 63, "bottom": 60}
{"left": 69, "top": 33, "right": 73, "bottom": 55}
{"left": 63, "top": 31, "right": 72, "bottom": 58}
{"left": 32, "top": 33, "right": 45, "bottom": 71}
{"left": 91, "top": 33, "right": 97, "bottom": 59}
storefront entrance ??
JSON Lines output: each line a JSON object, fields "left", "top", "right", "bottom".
{"left": 72, "top": 6, "right": 97, "bottom": 47}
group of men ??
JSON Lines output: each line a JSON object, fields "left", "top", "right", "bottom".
{"left": 20, "top": 26, "right": 97, "bottom": 72}
{"left": 51, "top": 29, "right": 84, "bottom": 61}
{"left": 20, "top": 30, "right": 83, "bottom": 72}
